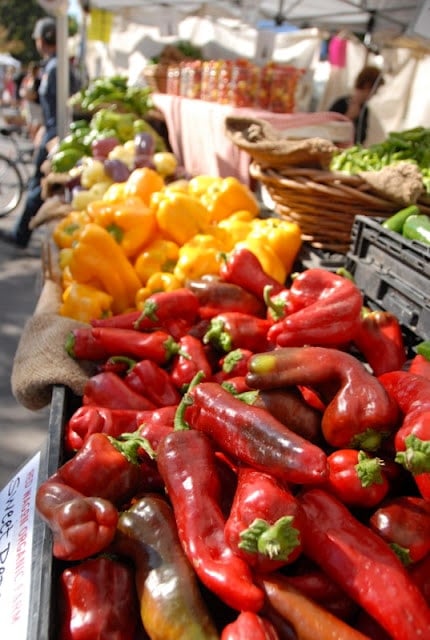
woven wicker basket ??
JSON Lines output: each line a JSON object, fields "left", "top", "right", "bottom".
{"left": 250, "top": 162, "right": 430, "bottom": 254}
{"left": 142, "top": 64, "right": 169, "bottom": 93}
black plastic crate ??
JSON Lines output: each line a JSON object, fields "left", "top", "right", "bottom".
{"left": 345, "top": 215, "right": 430, "bottom": 343}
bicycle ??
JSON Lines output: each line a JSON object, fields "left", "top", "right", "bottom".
{"left": 0, "top": 151, "right": 25, "bottom": 217}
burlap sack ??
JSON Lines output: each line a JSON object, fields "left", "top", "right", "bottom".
{"left": 225, "top": 115, "right": 339, "bottom": 169}
{"left": 359, "top": 161, "right": 425, "bottom": 206}
{"left": 11, "top": 279, "right": 96, "bottom": 410}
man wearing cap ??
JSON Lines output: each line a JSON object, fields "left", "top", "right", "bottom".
{"left": 0, "top": 17, "right": 79, "bottom": 249}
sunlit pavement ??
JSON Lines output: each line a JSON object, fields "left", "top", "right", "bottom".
{"left": 0, "top": 125, "right": 52, "bottom": 490}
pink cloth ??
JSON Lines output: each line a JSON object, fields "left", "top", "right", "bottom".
{"left": 152, "top": 94, "right": 353, "bottom": 185}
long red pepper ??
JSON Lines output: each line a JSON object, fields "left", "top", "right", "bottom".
{"left": 369, "top": 495, "right": 430, "bottom": 564}
{"left": 186, "top": 276, "right": 267, "bottom": 319}
{"left": 157, "top": 429, "right": 265, "bottom": 613}
{"left": 82, "top": 371, "right": 157, "bottom": 410}
{"left": 246, "top": 347, "right": 399, "bottom": 450}
{"left": 122, "top": 358, "right": 182, "bottom": 407}
{"left": 299, "top": 488, "right": 430, "bottom": 640}
{"left": 224, "top": 467, "right": 305, "bottom": 573}
{"left": 267, "top": 268, "right": 363, "bottom": 348}
{"left": 170, "top": 334, "right": 213, "bottom": 391}
{"left": 352, "top": 308, "right": 406, "bottom": 376}
{"left": 203, "top": 311, "right": 273, "bottom": 353}
{"left": 66, "top": 327, "right": 179, "bottom": 364}
{"left": 219, "top": 246, "right": 285, "bottom": 300}
{"left": 379, "top": 370, "right": 430, "bottom": 499}
{"left": 64, "top": 405, "right": 155, "bottom": 452}
{"left": 179, "top": 379, "right": 328, "bottom": 485}
{"left": 58, "top": 555, "right": 139, "bottom": 640}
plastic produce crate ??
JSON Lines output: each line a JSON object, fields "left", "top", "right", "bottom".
{"left": 345, "top": 215, "right": 430, "bottom": 344}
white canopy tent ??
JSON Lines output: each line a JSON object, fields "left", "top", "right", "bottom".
{"left": 81, "top": 0, "right": 430, "bottom": 142}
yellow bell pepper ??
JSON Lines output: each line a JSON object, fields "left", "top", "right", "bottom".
{"left": 236, "top": 237, "right": 287, "bottom": 285}
{"left": 102, "top": 182, "right": 127, "bottom": 202}
{"left": 52, "top": 210, "right": 91, "bottom": 249}
{"left": 68, "top": 223, "right": 142, "bottom": 314}
{"left": 248, "top": 217, "right": 302, "bottom": 275}
{"left": 217, "top": 211, "right": 254, "bottom": 246}
{"left": 135, "top": 272, "right": 182, "bottom": 307}
{"left": 200, "top": 176, "right": 260, "bottom": 223}
{"left": 152, "top": 191, "right": 212, "bottom": 245}
{"left": 59, "top": 282, "right": 113, "bottom": 323}
{"left": 87, "top": 196, "right": 158, "bottom": 258}
{"left": 173, "top": 234, "right": 224, "bottom": 283}
{"left": 188, "top": 175, "right": 222, "bottom": 198}
{"left": 134, "top": 236, "right": 180, "bottom": 285}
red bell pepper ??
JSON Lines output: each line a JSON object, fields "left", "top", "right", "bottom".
{"left": 186, "top": 275, "right": 267, "bottom": 319}
{"left": 122, "top": 357, "right": 182, "bottom": 407}
{"left": 169, "top": 334, "right": 213, "bottom": 391}
{"left": 352, "top": 308, "right": 406, "bottom": 376}
{"left": 113, "top": 494, "right": 219, "bottom": 640}
{"left": 204, "top": 311, "right": 272, "bottom": 353}
{"left": 58, "top": 555, "right": 139, "bottom": 639}
{"left": 66, "top": 327, "right": 179, "bottom": 364}
{"left": 36, "top": 481, "right": 119, "bottom": 561}
{"left": 246, "top": 347, "right": 399, "bottom": 450}
{"left": 325, "top": 448, "right": 390, "bottom": 508}
{"left": 44, "top": 431, "right": 151, "bottom": 506}
{"left": 178, "top": 379, "right": 328, "bottom": 485}
{"left": 156, "top": 429, "right": 265, "bottom": 613}
{"left": 259, "top": 573, "right": 369, "bottom": 640}
{"left": 299, "top": 488, "right": 430, "bottom": 640}
{"left": 379, "top": 370, "right": 430, "bottom": 499}
{"left": 224, "top": 467, "right": 304, "bottom": 573}
{"left": 64, "top": 405, "right": 155, "bottom": 452}
{"left": 267, "top": 268, "right": 363, "bottom": 348}
{"left": 369, "top": 496, "right": 430, "bottom": 565}
{"left": 219, "top": 246, "right": 285, "bottom": 300}
{"left": 221, "top": 611, "right": 279, "bottom": 640}
{"left": 82, "top": 371, "right": 157, "bottom": 410}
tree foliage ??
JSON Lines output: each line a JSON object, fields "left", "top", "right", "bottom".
{"left": 0, "top": 0, "right": 79, "bottom": 65}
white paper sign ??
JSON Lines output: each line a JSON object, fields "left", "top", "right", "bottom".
{"left": 0, "top": 453, "right": 41, "bottom": 639}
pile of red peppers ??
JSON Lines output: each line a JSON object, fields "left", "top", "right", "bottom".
{"left": 36, "top": 247, "right": 430, "bottom": 639}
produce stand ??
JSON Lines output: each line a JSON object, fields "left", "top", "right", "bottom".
{"left": 3, "top": 75, "right": 430, "bottom": 637}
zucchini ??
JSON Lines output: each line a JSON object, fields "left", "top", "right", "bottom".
{"left": 402, "top": 214, "right": 430, "bottom": 245}
{"left": 382, "top": 204, "right": 420, "bottom": 233}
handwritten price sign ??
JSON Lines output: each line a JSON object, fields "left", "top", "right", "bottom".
{"left": 0, "top": 454, "right": 41, "bottom": 639}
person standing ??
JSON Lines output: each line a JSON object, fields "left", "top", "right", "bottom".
{"left": 329, "top": 65, "right": 384, "bottom": 145}
{"left": 19, "top": 61, "right": 43, "bottom": 141}
{"left": 0, "top": 17, "right": 79, "bottom": 249}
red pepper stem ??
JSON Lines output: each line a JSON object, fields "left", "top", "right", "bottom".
{"left": 239, "top": 516, "right": 300, "bottom": 561}
{"left": 395, "top": 434, "right": 430, "bottom": 474}
{"left": 173, "top": 370, "right": 206, "bottom": 431}
{"left": 134, "top": 299, "right": 159, "bottom": 327}
{"left": 355, "top": 451, "right": 384, "bottom": 487}
{"left": 64, "top": 332, "right": 76, "bottom": 358}
{"left": 108, "top": 431, "right": 156, "bottom": 463}
{"left": 390, "top": 543, "right": 412, "bottom": 566}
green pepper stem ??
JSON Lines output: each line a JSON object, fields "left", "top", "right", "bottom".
{"left": 355, "top": 450, "right": 384, "bottom": 487}
{"left": 395, "top": 434, "right": 430, "bottom": 474}
{"left": 109, "top": 431, "right": 156, "bottom": 463}
{"left": 238, "top": 516, "right": 300, "bottom": 561}
{"left": 173, "top": 370, "right": 206, "bottom": 431}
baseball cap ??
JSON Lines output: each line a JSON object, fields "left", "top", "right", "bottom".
{"left": 32, "top": 17, "right": 56, "bottom": 45}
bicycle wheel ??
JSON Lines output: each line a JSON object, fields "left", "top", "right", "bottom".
{"left": 0, "top": 153, "right": 24, "bottom": 217}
